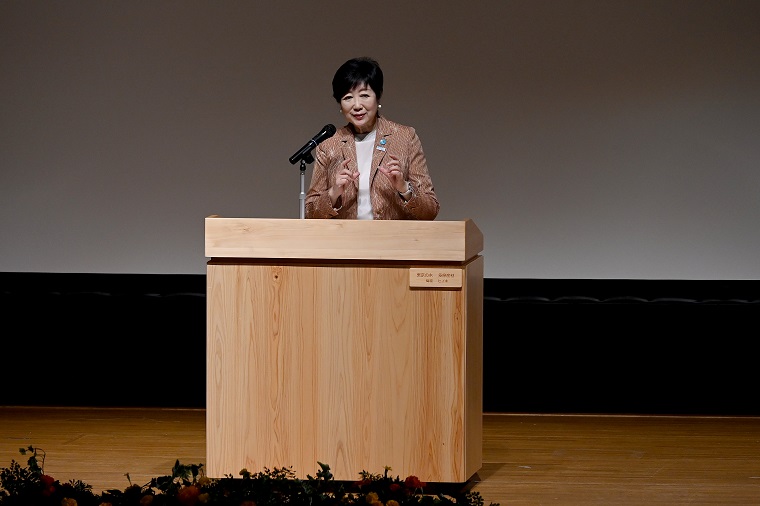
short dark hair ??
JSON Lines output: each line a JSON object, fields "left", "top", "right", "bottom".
{"left": 332, "top": 57, "right": 384, "bottom": 103}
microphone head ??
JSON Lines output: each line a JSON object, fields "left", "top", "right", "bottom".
{"left": 313, "top": 124, "right": 336, "bottom": 144}
{"left": 290, "top": 124, "right": 338, "bottom": 165}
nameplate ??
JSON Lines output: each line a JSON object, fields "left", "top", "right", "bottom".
{"left": 409, "top": 268, "right": 463, "bottom": 288}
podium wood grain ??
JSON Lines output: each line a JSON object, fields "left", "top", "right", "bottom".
{"left": 206, "top": 258, "right": 483, "bottom": 482}
{"left": 204, "top": 216, "right": 484, "bottom": 261}
{"left": 205, "top": 218, "right": 484, "bottom": 483}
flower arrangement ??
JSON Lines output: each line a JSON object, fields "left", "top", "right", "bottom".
{"left": 0, "top": 446, "right": 499, "bottom": 506}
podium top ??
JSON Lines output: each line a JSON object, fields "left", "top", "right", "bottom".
{"left": 205, "top": 217, "right": 483, "bottom": 262}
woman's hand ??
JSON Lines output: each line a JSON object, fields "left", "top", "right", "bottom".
{"left": 328, "top": 159, "right": 359, "bottom": 204}
{"left": 378, "top": 154, "right": 407, "bottom": 192}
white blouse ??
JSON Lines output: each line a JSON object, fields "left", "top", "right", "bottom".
{"left": 354, "top": 130, "right": 376, "bottom": 220}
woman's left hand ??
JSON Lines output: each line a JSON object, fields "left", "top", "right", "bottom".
{"left": 378, "top": 154, "right": 407, "bottom": 192}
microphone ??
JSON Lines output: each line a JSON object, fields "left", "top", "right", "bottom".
{"left": 289, "top": 124, "right": 337, "bottom": 164}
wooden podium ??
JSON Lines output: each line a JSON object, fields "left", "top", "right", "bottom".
{"left": 205, "top": 217, "right": 484, "bottom": 483}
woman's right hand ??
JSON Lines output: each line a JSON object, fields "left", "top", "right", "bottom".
{"left": 328, "top": 159, "right": 359, "bottom": 204}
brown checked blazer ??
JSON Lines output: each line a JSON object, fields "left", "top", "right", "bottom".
{"left": 305, "top": 116, "right": 439, "bottom": 220}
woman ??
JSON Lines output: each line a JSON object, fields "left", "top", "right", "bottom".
{"left": 305, "top": 57, "right": 439, "bottom": 220}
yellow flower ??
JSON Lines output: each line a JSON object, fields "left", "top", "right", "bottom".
{"left": 61, "top": 499, "right": 78, "bottom": 506}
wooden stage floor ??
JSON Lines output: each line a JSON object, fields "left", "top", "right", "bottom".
{"left": 2, "top": 406, "right": 759, "bottom": 505}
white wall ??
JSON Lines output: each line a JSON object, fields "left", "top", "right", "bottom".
{"left": 2, "top": 0, "right": 759, "bottom": 279}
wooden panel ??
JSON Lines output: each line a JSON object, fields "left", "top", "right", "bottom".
{"left": 464, "top": 256, "right": 484, "bottom": 478}
{"left": 204, "top": 217, "right": 483, "bottom": 262}
{"left": 206, "top": 259, "right": 482, "bottom": 482}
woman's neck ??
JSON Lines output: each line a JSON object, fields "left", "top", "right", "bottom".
{"left": 353, "top": 126, "right": 376, "bottom": 142}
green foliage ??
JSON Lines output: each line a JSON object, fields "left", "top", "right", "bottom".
{"left": 0, "top": 447, "right": 500, "bottom": 505}
{"left": 0, "top": 446, "right": 100, "bottom": 506}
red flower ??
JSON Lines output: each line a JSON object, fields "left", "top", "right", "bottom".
{"left": 389, "top": 483, "right": 401, "bottom": 492}
{"left": 40, "top": 474, "right": 56, "bottom": 496}
{"left": 177, "top": 485, "right": 201, "bottom": 506}
{"left": 404, "top": 475, "right": 425, "bottom": 489}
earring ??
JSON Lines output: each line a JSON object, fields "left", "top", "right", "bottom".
{"left": 378, "top": 104, "right": 382, "bottom": 109}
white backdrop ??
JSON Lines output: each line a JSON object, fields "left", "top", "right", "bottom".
{"left": 2, "top": 1, "right": 759, "bottom": 279}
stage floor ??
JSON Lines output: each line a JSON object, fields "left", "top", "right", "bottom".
{"left": 2, "top": 407, "right": 759, "bottom": 505}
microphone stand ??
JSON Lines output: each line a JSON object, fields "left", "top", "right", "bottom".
{"left": 298, "top": 152, "right": 314, "bottom": 219}
{"left": 289, "top": 124, "right": 335, "bottom": 218}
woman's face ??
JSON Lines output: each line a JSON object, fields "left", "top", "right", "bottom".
{"left": 339, "top": 83, "right": 378, "bottom": 134}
